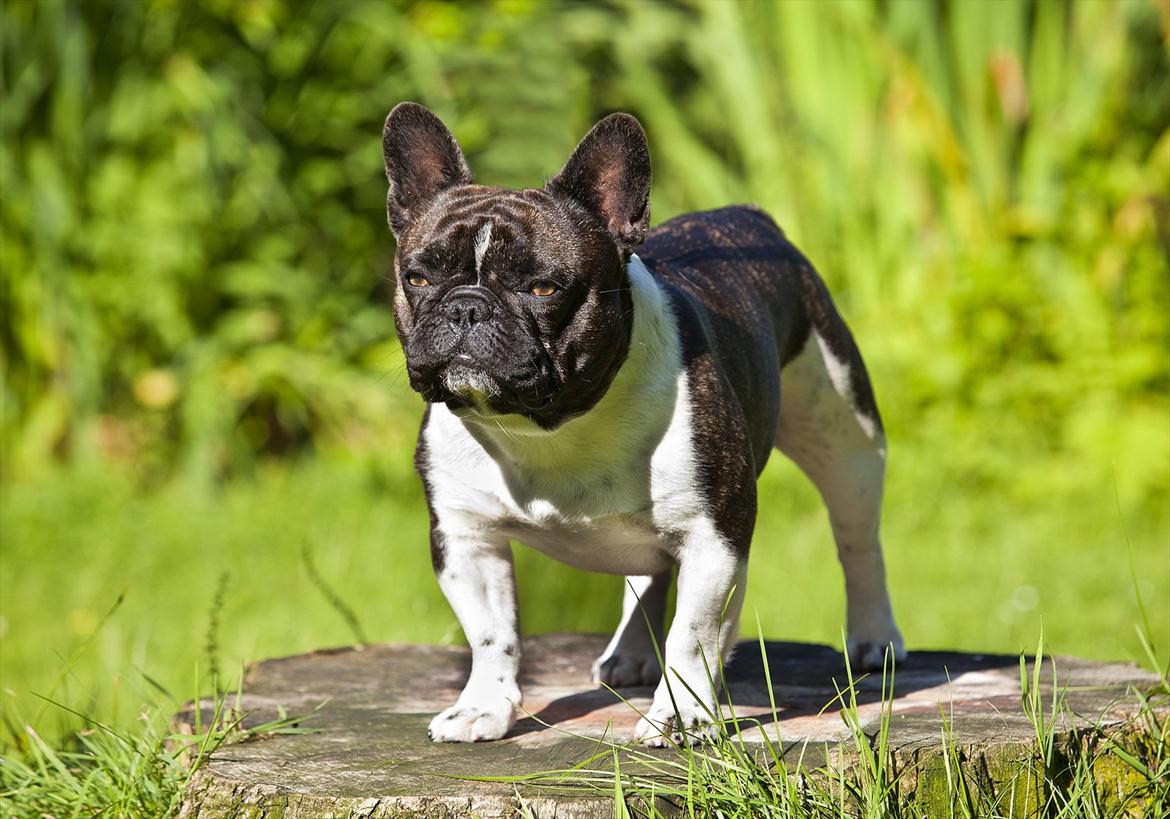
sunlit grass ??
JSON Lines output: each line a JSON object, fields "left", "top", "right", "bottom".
{"left": 465, "top": 628, "right": 1169, "bottom": 818}
{"left": 3, "top": 599, "right": 1164, "bottom": 817}
{"left": 0, "top": 663, "right": 319, "bottom": 818}
{"left": 1, "top": 446, "right": 1166, "bottom": 745}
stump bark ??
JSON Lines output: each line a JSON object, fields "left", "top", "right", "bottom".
{"left": 176, "top": 634, "right": 1161, "bottom": 818}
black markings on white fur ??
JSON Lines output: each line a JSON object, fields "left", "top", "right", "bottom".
{"left": 639, "top": 205, "right": 888, "bottom": 551}
{"left": 413, "top": 412, "right": 446, "bottom": 575}
{"left": 383, "top": 104, "right": 903, "bottom": 746}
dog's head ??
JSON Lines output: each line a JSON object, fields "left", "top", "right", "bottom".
{"left": 382, "top": 103, "right": 650, "bottom": 428}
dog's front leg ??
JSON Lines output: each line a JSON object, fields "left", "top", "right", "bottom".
{"left": 634, "top": 530, "right": 747, "bottom": 746}
{"left": 427, "top": 532, "right": 521, "bottom": 742}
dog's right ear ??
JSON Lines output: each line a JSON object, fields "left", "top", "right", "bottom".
{"left": 382, "top": 102, "right": 472, "bottom": 237}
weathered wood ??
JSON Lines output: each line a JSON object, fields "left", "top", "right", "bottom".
{"left": 177, "top": 634, "right": 1161, "bottom": 818}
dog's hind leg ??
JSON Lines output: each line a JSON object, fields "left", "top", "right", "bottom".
{"left": 592, "top": 571, "right": 671, "bottom": 687}
{"left": 777, "top": 329, "right": 905, "bottom": 672}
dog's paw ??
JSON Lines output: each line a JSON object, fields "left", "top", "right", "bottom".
{"left": 846, "top": 629, "right": 907, "bottom": 673}
{"left": 633, "top": 703, "right": 718, "bottom": 747}
{"left": 427, "top": 701, "right": 515, "bottom": 743}
{"left": 592, "top": 651, "right": 661, "bottom": 688}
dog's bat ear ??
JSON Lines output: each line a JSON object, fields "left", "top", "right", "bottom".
{"left": 382, "top": 102, "right": 472, "bottom": 237}
{"left": 546, "top": 113, "right": 651, "bottom": 255}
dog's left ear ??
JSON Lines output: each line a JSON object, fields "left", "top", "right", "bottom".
{"left": 546, "top": 113, "right": 651, "bottom": 254}
{"left": 383, "top": 102, "right": 473, "bottom": 237}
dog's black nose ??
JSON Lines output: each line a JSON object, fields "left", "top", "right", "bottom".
{"left": 444, "top": 286, "right": 495, "bottom": 330}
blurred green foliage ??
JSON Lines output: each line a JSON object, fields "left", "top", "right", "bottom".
{"left": 2, "top": 0, "right": 1167, "bottom": 504}
{"left": 0, "top": 0, "right": 582, "bottom": 483}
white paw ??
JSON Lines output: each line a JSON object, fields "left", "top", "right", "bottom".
{"left": 592, "top": 651, "right": 661, "bottom": 687}
{"left": 427, "top": 700, "right": 516, "bottom": 743}
{"left": 846, "top": 628, "right": 906, "bottom": 673}
{"left": 633, "top": 702, "right": 718, "bottom": 747}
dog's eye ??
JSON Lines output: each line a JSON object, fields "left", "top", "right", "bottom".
{"left": 530, "top": 282, "right": 557, "bottom": 297}
{"left": 406, "top": 274, "right": 430, "bottom": 288}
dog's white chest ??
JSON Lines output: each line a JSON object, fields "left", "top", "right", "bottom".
{"left": 418, "top": 256, "right": 701, "bottom": 577}
{"left": 421, "top": 393, "right": 691, "bottom": 576}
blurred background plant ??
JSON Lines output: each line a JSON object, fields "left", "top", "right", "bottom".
{"left": 1, "top": 0, "right": 1167, "bottom": 744}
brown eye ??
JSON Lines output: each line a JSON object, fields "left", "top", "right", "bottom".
{"left": 406, "top": 274, "right": 429, "bottom": 288}
{"left": 530, "top": 282, "right": 557, "bottom": 297}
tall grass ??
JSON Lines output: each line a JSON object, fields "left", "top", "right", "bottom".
{"left": 592, "top": 0, "right": 1168, "bottom": 513}
{"left": 0, "top": 676, "right": 316, "bottom": 818}
{"left": 2, "top": 0, "right": 1165, "bottom": 506}
{"left": 0, "top": 578, "right": 315, "bottom": 818}
{"left": 476, "top": 630, "right": 1169, "bottom": 818}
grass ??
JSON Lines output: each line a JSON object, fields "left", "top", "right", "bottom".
{"left": 0, "top": 435, "right": 1166, "bottom": 815}
{"left": 0, "top": 665, "right": 317, "bottom": 817}
{"left": 2, "top": 0, "right": 1165, "bottom": 758}
{"left": 475, "top": 629, "right": 1169, "bottom": 818}
{"left": 2, "top": 429, "right": 1166, "bottom": 744}
{"left": 2, "top": 390, "right": 1166, "bottom": 816}
{"left": 3, "top": 600, "right": 1165, "bottom": 819}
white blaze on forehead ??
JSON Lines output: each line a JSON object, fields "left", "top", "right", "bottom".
{"left": 474, "top": 221, "right": 493, "bottom": 279}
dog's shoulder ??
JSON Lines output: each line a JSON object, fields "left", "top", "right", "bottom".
{"left": 638, "top": 204, "right": 810, "bottom": 352}
{"left": 642, "top": 205, "right": 791, "bottom": 263}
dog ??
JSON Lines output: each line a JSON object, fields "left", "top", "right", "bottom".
{"left": 381, "top": 102, "right": 905, "bottom": 746}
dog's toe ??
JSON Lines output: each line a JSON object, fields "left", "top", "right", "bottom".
{"left": 427, "top": 703, "right": 514, "bottom": 742}
{"left": 633, "top": 704, "right": 717, "bottom": 747}
{"left": 846, "top": 632, "right": 907, "bottom": 673}
{"left": 592, "top": 652, "right": 660, "bottom": 688}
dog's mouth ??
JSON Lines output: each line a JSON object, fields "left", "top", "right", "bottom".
{"left": 409, "top": 350, "right": 561, "bottom": 421}
{"left": 441, "top": 357, "right": 500, "bottom": 404}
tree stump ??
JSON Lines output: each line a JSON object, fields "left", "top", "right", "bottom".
{"left": 177, "top": 634, "right": 1161, "bottom": 818}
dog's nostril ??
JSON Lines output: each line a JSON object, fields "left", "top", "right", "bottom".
{"left": 445, "top": 292, "right": 494, "bottom": 328}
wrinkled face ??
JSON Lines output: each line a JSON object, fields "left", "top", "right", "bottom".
{"left": 394, "top": 188, "right": 630, "bottom": 424}
{"left": 382, "top": 104, "right": 652, "bottom": 428}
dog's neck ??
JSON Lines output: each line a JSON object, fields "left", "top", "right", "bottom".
{"left": 456, "top": 255, "right": 682, "bottom": 476}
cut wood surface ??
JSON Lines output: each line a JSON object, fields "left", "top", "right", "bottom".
{"left": 177, "top": 634, "right": 1161, "bottom": 818}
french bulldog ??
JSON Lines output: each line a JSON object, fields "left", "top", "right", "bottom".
{"left": 381, "top": 102, "right": 905, "bottom": 746}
